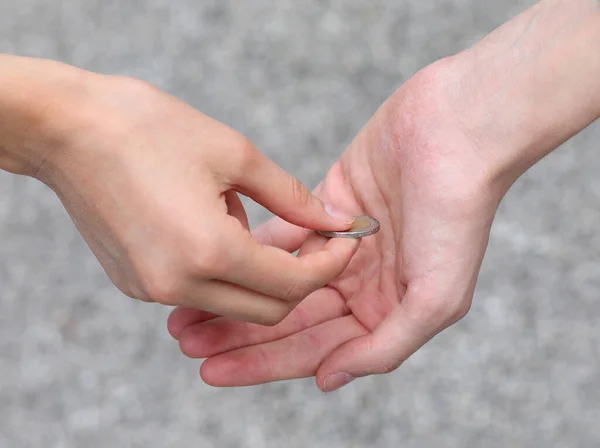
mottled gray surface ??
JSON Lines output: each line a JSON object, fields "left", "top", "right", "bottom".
{"left": 1, "top": 1, "right": 599, "bottom": 447}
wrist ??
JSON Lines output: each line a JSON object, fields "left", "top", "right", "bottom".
{"left": 441, "top": 0, "right": 600, "bottom": 191}
{"left": 0, "top": 55, "right": 92, "bottom": 178}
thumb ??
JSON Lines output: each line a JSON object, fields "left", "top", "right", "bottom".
{"left": 315, "top": 282, "right": 470, "bottom": 392}
{"left": 231, "top": 148, "right": 354, "bottom": 231}
{"left": 315, "top": 305, "right": 421, "bottom": 392}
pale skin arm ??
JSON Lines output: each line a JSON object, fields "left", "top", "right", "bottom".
{"left": 0, "top": 55, "right": 359, "bottom": 325}
{"left": 455, "top": 0, "right": 600, "bottom": 185}
{"left": 169, "top": 0, "right": 600, "bottom": 391}
{"left": 0, "top": 56, "right": 79, "bottom": 177}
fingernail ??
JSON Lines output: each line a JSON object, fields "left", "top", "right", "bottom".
{"left": 323, "top": 372, "right": 355, "bottom": 392}
{"left": 325, "top": 204, "right": 355, "bottom": 225}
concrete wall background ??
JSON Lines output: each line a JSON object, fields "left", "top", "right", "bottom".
{"left": 1, "top": 1, "right": 599, "bottom": 447}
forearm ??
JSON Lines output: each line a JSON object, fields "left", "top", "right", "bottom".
{"left": 449, "top": 0, "right": 600, "bottom": 186}
{"left": 0, "top": 54, "right": 87, "bottom": 177}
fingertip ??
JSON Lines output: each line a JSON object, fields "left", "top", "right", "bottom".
{"left": 322, "top": 236, "right": 361, "bottom": 272}
{"left": 324, "top": 203, "right": 355, "bottom": 227}
{"left": 199, "top": 359, "right": 219, "bottom": 386}
{"left": 319, "top": 372, "right": 357, "bottom": 393}
{"left": 167, "top": 307, "right": 218, "bottom": 340}
{"left": 167, "top": 308, "right": 185, "bottom": 340}
{"left": 199, "top": 358, "right": 226, "bottom": 387}
{"left": 315, "top": 335, "right": 373, "bottom": 387}
{"left": 327, "top": 234, "right": 361, "bottom": 257}
{"left": 177, "top": 320, "right": 234, "bottom": 359}
{"left": 299, "top": 231, "right": 359, "bottom": 260}
{"left": 200, "top": 353, "right": 250, "bottom": 387}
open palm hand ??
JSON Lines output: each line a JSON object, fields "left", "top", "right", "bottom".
{"left": 168, "top": 61, "right": 504, "bottom": 391}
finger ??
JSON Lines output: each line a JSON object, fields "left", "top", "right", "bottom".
{"left": 167, "top": 307, "right": 218, "bottom": 340}
{"left": 314, "top": 304, "right": 419, "bottom": 392}
{"left": 250, "top": 208, "right": 339, "bottom": 255}
{"left": 200, "top": 315, "right": 368, "bottom": 387}
{"left": 251, "top": 216, "right": 309, "bottom": 252}
{"left": 231, "top": 148, "right": 354, "bottom": 230}
{"left": 221, "top": 232, "right": 360, "bottom": 302}
{"left": 297, "top": 229, "right": 329, "bottom": 256}
{"left": 177, "top": 287, "right": 348, "bottom": 358}
{"left": 180, "top": 279, "right": 294, "bottom": 327}
{"left": 224, "top": 190, "right": 249, "bottom": 230}
{"left": 315, "top": 281, "right": 468, "bottom": 392}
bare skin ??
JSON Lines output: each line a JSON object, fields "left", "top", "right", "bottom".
{"left": 0, "top": 56, "right": 359, "bottom": 326}
{"left": 169, "top": 0, "right": 600, "bottom": 391}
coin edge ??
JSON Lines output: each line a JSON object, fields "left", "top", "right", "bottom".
{"left": 317, "top": 217, "right": 380, "bottom": 239}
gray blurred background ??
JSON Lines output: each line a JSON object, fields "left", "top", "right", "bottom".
{"left": 1, "top": 0, "right": 599, "bottom": 447}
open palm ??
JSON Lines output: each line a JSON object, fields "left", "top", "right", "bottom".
{"left": 168, "top": 62, "right": 504, "bottom": 391}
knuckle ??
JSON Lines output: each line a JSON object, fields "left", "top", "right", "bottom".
{"left": 447, "top": 297, "right": 472, "bottom": 322}
{"left": 282, "top": 281, "right": 309, "bottom": 303}
{"left": 189, "top": 241, "right": 229, "bottom": 278}
{"left": 408, "top": 280, "right": 472, "bottom": 327}
{"left": 289, "top": 176, "right": 311, "bottom": 208}
{"left": 130, "top": 250, "right": 186, "bottom": 307}
{"left": 139, "top": 269, "right": 182, "bottom": 306}
{"left": 424, "top": 295, "right": 471, "bottom": 326}
{"left": 365, "top": 339, "right": 402, "bottom": 375}
{"left": 232, "top": 136, "right": 260, "bottom": 174}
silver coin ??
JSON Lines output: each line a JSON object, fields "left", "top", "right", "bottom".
{"left": 317, "top": 215, "right": 380, "bottom": 239}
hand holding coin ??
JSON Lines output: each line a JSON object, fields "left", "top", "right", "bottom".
{"left": 318, "top": 216, "right": 380, "bottom": 239}
{"left": 17, "top": 59, "right": 361, "bottom": 326}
